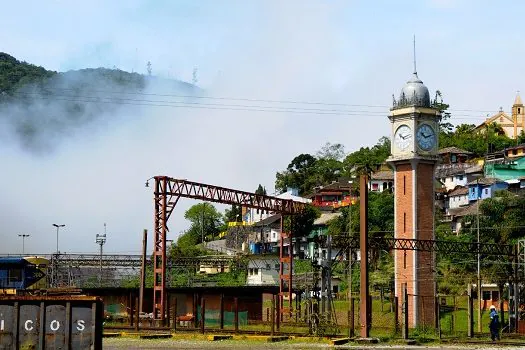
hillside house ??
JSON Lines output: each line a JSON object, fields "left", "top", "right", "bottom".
{"left": 369, "top": 170, "right": 394, "bottom": 193}
{"left": 447, "top": 186, "right": 469, "bottom": 212}
{"left": 309, "top": 178, "right": 355, "bottom": 210}
{"left": 306, "top": 212, "right": 342, "bottom": 262}
{"left": 242, "top": 188, "right": 310, "bottom": 224}
{"left": 435, "top": 163, "right": 483, "bottom": 191}
{"left": 467, "top": 178, "right": 508, "bottom": 201}
{"left": 245, "top": 256, "right": 283, "bottom": 286}
{"left": 485, "top": 154, "right": 525, "bottom": 181}
{"left": 438, "top": 147, "right": 474, "bottom": 165}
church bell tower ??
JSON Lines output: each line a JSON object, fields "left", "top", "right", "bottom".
{"left": 387, "top": 66, "right": 441, "bottom": 328}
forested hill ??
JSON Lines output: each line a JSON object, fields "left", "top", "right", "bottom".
{"left": 0, "top": 52, "right": 56, "bottom": 94}
{"left": 0, "top": 52, "right": 198, "bottom": 153}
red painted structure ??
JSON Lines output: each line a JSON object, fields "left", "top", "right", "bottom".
{"left": 150, "top": 176, "right": 307, "bottom": 323}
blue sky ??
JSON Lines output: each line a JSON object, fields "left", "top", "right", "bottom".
{"left": 1, "top": 0, "right": 524, "bottom": 254}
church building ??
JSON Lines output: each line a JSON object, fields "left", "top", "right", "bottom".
{"left": 475, "top": 94, "right": 525, "bottom": 139}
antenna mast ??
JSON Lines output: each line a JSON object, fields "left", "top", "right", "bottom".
{"left": 413, "top": 35, "right": 417, "bottom": 74}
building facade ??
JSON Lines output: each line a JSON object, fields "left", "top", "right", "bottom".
{"left": 475, "top": 94, "right": 525, "bottom": 139}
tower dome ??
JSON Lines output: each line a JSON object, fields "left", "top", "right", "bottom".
{"left": 397, "top": 72, "right": 431, "bottom": 108}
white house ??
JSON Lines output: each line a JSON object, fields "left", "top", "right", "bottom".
{"left": 435, "top": 163, "right": 483, "bottom": 191}
{"left": 243, "top": 188, "right": 311, "bottom": 224}
{"left": 246, "top": 256, "right": 287, "bottom": 286}
{"left": 369, "top": 170, "right": 394, "bottom": 193}
{"left": 447, "top": 186, "right": 469, "bottom": 212}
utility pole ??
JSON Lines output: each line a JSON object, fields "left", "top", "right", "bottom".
{"left": 360, "top": 174, "right": 370, "bottom": 338}
{"left": 18, "top": 234, "right": 30, "bottom": 255}
{"left": 96, "top": 224, "right": 107, "bottom": 287}
{"left": 139, "top": 229, "right": 148, "bottom": 314}
{"left": 201, "top": 203, "right": 205, "bottom": 247}
{"left": 347, "top": 181, "right": 353, "bottom": 338}
{"left": 476, "top": 180, "right": 482, "bottom": 333}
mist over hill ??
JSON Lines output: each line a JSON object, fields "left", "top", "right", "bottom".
{"left": 0, "top": 52, "right": 199, "bottom": 154}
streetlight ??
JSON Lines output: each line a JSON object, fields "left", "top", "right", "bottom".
{"left": 52, "top": 224, "right": 65, "bottom": 254}
{"left": 145, "top": 177, "right": 155, "bottom": 188}
{"left": 95, "top": 223, "right": 107, "bottom": 286}
{"left": 18, "top": 234, "right": 30, "bottom": 255}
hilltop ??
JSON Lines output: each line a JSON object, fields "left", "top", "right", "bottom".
{"left": 0, "top": 52, "right": 198, "bottom": 153}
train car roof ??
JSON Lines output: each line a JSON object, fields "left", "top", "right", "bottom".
{"left": 0, "top": 257, "right": 28, "bottom": 265}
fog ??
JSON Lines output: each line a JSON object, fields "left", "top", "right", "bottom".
{"left": 1, "top": 0, "right": 521, "bottom": 255}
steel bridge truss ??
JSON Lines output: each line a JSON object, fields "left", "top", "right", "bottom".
{"left": 333, "top": 236, "right": 516, "bottom": 257}
{"left": 152, "top": 176, "right": 307, "bottom": 322}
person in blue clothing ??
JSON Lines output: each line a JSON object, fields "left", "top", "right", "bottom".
{"left": 489, "top": 305, "right": 500, "bottom": 341}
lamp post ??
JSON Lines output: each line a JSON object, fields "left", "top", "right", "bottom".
{"left": 52, "top": 224, "right": 65, "bottom": 254}
{"left": 18, "top": 234, "right": 30, "bottom": 255}
{"left": 95, "top": 224, "right": 107, "bottom": 287}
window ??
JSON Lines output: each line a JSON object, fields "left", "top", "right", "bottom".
{"left": 482, "top": 291, "right": 492, "bottom": 301}
{"left": 484, "top": 188, "right": 489, "bottom": 195}
{"left": 492, "top": 291, "right": 500, "bottom": 301}
{"left": 451, "top": 155, "right": 457, "bottom": 163}
{"left": 519, "top": 108, "right": 521, "bottom": 114}
{"left": 372, "top": 183, "right": 379, "bottom": 190}
{"left": 458, "top": 175, "right": 463, "bottom": 181}
{"left": 8, "top": 268, "right": 22, "bottom": 282}
{"left": 513, "top": 149, "right": 518, "bottom": 155}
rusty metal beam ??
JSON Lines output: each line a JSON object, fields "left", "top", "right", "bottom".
{"left": 150, "top": 176, "right": 307, "bottom": 323}
{"left": 333, "top": 237, "right": 515, "bottom": 257}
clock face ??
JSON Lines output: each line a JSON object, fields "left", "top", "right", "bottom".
{"left": 416, "top": 124, "right": 436, "bottom": 151}
{"left": 394, "top": 124, "right": 412, "bottom": 151}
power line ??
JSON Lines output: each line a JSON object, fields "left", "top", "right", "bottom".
{"left": 8, "top": 91, "right": 497, "bottom": 120}
{"left": 27, "top": 86, "right": 508, "bottom": 115}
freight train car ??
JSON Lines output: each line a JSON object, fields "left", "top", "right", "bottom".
{"left": 0, "top": 257, "right": 48, "bottom": 294}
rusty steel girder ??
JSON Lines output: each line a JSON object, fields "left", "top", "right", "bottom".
{"left": 333, "top": 236, "right": 516, "bottom": 257}
{"left": 151, "top": 176, "right": 307, "bottom": 323}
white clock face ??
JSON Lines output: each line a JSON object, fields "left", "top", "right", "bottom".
{"left": 394, "top": 124, "right": 412, "bottom": 151}
{"left": 416, "top": 124, "right": 436, "bottom": 151}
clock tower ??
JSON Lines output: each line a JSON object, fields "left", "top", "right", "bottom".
{"left": 388, "top": 69, "right": 441, "bottom": 328}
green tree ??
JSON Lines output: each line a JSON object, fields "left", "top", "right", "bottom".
{"left": 316, "top": 142, "right": 345, "bottom": 161}
{"left": 343, "top": 137, "right": 390, "bottom": 176}
{"left": 275, "top": 153, "right": 318, "bottom": 195}
{"left": 170, "top": 203, "right": 223, "bottom": 257}
{"left": 286, "top": 204, "right": 321, "bottom": 237}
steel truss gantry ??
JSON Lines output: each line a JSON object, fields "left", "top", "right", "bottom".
{"left": 151, "top": 176, "right": 306, "bottom": 322}
{"left": 333, "top": 236, "right": 516, "bottom": 257}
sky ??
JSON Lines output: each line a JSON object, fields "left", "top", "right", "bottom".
{"left": 1, "top": 0, "right": 524, "bottom": 255}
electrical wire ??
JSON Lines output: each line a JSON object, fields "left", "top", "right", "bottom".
{"left": 7, "top": 90, "right": 501, "bottom": 121}
{"left": 21, "top": 86, "right": 509, "bottom": 115}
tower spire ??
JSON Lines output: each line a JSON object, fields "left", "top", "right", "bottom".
{"left": 413, "top": 35, "right": 417, "bottom": 74}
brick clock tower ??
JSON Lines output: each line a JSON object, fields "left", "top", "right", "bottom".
{"left": 387, "top": 69, "right": 441, "bottom": 328}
